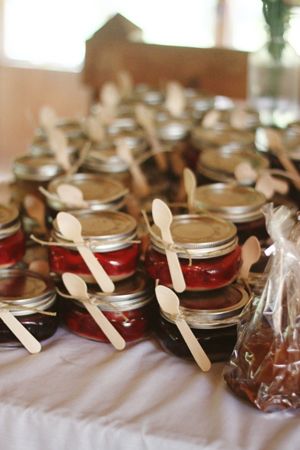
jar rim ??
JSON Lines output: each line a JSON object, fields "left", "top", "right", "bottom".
{"left": 0, "top": 205, "right": 21, "bottom": 239}
{"left": 0, "top": 269, "right": 56, "bottom": 316}
{"left": 13, "top": 154, "right": 63, "bottom": 181}
{"left": 150, "top": 214, "right": 238, "bottom": 259}
{"left": 160, "top": 284, "right": 250, "bottom": 329}
{"left": 194, "top": 183, "right": 266, "bottom": 223}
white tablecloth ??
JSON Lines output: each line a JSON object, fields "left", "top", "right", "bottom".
{"left": 0, "top": 327, "right": 298, "bottom": 450}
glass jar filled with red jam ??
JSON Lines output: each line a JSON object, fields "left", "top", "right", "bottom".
{"left": 49, "top": 210, "right": 139, "bottom": 283}
{"left": 60, "top": 270, "right": 155, "bottom": 343}
{"left": 156, "top": 283, "right": 250, "bottom": 362}
{"left": 194, "top": 183, "right": 267, "bottom": 244}
{"left": 145, "top": 214, "right": 241, "bottom": 291}
{"left": 12, "top": 154, "right": 64, "bottom": 204}
{"left": 197, "top": 146, "right": 269, "bottom": 185}
{"left": 0, "top": 269, "right": 58, "bottom": 345}
{"left": 47, "top": 173, "right": 128, "bottom": 218}
{"left": 0, "top": 205, "right": 25, "bottom": 269}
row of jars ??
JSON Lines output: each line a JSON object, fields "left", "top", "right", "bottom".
{"left": 0, "top": 189, "right": 253, "bottom": 363}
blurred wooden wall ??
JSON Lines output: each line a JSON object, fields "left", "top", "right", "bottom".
{"left": 0, "top": 65, "right": 91, "bottom": 175}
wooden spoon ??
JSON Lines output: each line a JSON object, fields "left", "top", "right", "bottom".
{"left": 56, "top": 212, "right": 115, "bottom": 293}
{"left": 152, "top": 199, "right": 186, "bottom": 293}
{"left": 183, "top": 168, "right": 196, "bottom": 213}
{"left": 155, "top": 285, "right": 211, "bottom": 371}
{"left": 62, "top": 273, "right": 125, "bottom": 350}
{"left": 0, "top": 310, "right": 41, "bottom": 354}
{"left": 240, "top": 236, "right": 261, "bottom": 280}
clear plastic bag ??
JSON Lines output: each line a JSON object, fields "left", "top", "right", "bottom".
{"left": 224, "top": 203, "right": 300, "bottom": 412}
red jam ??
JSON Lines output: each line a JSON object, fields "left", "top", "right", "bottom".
{"left": 0, "top": 205, "right": 25, "bottom": 268}
{"left": 0, "top": 269, "right": 58, "bottom": 345}
{"left": 49, "top": 243, "right": 139, "bottom": 282}
{"left": 145, "top": 246, "right": 241, "bottom": 291}
{"left": 49, "top": 210, "right": 140, "bottom": 283}
{"left": 62, "top": 301, "right": 154, "bottom": 343}
{"left": 60, "top": 271, "right": 155, "bottom": 343}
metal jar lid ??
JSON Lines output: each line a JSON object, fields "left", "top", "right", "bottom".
{"left": 52, "top": 210, "right": 137, "bottom": 252}
{"left": 37, "top": 118, "right": 84, "bottom": 140}
{"left": 13, "top": 154, "right": 64, "bottom": 182}
{"left": 141, "top": 89, "right": 164, "bottom": 106}
{"left": 29, "top": 136, "right": 78, "bottom": 158}
{"left": 194, "top": 183, "right": 266, "bottom": 223}
{"left": 151, "top": 214, "right": 238, "bottom": 259}
{"left": 192, "top": 125, "right": 254, "bottom": 148}
{"left": 107, "top": 117, "right": 138, "bottom": 135}
{"left": 80, "top": 270, "right": 154, "bottom": 311}
{"left": 161, "top": 283, "right": 250, "bottom": 329}
{"left": 0, "top": 269, "right": 56, "bottom": 317}
{"left": 47, "top": 173, "right": 127, "bottom": 212}
{"left": 197, "top": 146, "right": 269, "bottom": 184}
{"left": 157, "top": 119, "right": 191, "bottom": 142}
{"left": 0, "top": 205, "right": 21, "bottom": 239}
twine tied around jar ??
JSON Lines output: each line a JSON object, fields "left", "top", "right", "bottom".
{"left": 30, "top": 234, "right": 141, "bottom": 251}
{"left": 142, "top": 210, "right": 192, "bottom": 266}
{"left": 56, "top": 288, "right": 129, "bottom": 322}
{"left": 0, "top": 302, "right": 56, "bottom": 317}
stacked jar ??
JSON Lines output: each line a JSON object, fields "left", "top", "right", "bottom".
{"left": 144, "top": 209, "right": 251, "bottom": 362}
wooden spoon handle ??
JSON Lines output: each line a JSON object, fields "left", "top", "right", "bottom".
{"left": 176, "top": 319, "right": 211, "bottom": 372}
{"left": 165, "top": 249, "right": 186, "bottom": 293}
{"left": 0, "top": 311, "right": 41, "bottom": 354}
{"left": 77, "top": 246, "right": 115, "bottom": 293}
{"left": 85, "top": 303, "right": 126, "bottom": 350}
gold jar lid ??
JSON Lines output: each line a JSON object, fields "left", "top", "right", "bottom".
{"left": 0, "top": 205, "right": 21, "bottom": 238}
{"left": 161, "top": 283, "right": 250, "bottom": 329}
{"left": 157, "top": 119, "right": 191, "bottom": 142}
{"left": 53, "top": 210, "right": 137, "bottom": 252}
{"left": 0, "top": 269, "right": 56, "bottom": 316}
{"left": 197, "top": 146, "right": 269, "bottom": 184}
{"left": 151, "top": 214, "right": 238, "bottom": 259}
{"left": 194, "top": 183, "right": 266, "bottom": 223}
{"left": 13, "top": 154, "right": 64, "bottom": 181}
{"left": 47, "top": 173, "right": 127, "bottom": 211}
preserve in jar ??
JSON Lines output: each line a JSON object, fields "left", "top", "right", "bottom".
{"left": 12, "top": 154, "right": 64, "bottom": 203}
{"left": 145, "top": 214, "right": 241, "bottom": 291}
{"left": 194, "top": 183, "right": 267, "bottom": 243}
{"left": 60, "top": 270, "right": 155, "bottom": 343}
{"left": 0, "top": 269, "right": 58, "bottom": 345}
{"left": 156, "top": 283, "right": 250, "bottom": 362}
{"left": 197, "top": 146, "right": 269, "bottom": 185}
{"left": 49, "top": 210, "right": 139, "bottom": 282}
{"left": 0, "top": 205, "right": 25, "bottom": 268}
{"left": 47, "top": 173, "right": 128, "bottom": 215}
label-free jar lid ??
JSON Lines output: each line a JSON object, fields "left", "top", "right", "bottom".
{"left": 53, "top": 210, "right": 137, "bottom": 251}
{"left": 48, "top": 173, "right": 127, "bottom": 211}
{"left": 0, "top": 205, "right": 21, "bottom": 238}
{"left": 157, "top": 120, "right": 190, "bottom": 141}
{"left": 151, "top": 214, "right": 238, "bottom": 259}
{"left": 0, "top": 269, "right": 56, "bottom": 316}
{"left": 107, "top": 117, "right": 138, "bottom": 135}
{"left": 89, "top": 269, "right": 154, "bottom": 310}
{"left": 194, "top": 184, "right": 266, "bottom": 223}
{"left": 197, "top": 147, "right": 269, "bottom": 184}
{"left": 161, "top": 283, "right": 249, "bottom": 329}
{"left": 13, "top": 154, "right": 64, "bottom": 181}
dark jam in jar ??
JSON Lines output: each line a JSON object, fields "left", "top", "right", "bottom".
{"left": 60, "top": 270, "right": 155, "bottom": 343}
{"left": 0, "top": 205, "right": 25, "bottom": 268}
{"left": 49, "top": 210, "right": 140, "bottom": 282}
{"left": 156, "top": 284, "right": 250, "bottom": 362}
{"left": 0, "top": 269, "right": 58, "bottom": 344}
{"left": 145, "top": 214, "right": 241, "bottom": 291}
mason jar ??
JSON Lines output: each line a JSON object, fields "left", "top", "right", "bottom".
{"left": 0, "top": 204, "right": 25, "bottom": 269}
{"left": 145, "top": 214, "right": 241, "bottom": 291}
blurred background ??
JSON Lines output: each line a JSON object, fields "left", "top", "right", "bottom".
{"left": 1, "top": 0, "right": 300, "bottom": 175}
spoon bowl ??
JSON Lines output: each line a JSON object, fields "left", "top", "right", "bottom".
{"left": 240, "top": 236, "right": 261, "bottom": 280}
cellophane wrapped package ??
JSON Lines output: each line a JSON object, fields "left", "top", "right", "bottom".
{"left": 224, "top": 204, "right": 300, "bottom": 412}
